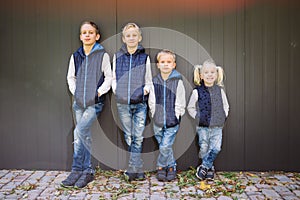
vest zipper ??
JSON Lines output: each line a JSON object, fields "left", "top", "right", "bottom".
{"left": 83, "top": 56, "right": 88, "bottom": 108}
{"left": 163, "top": 80, "right": 166, "bottom": 128}
{"left": 128, "top": 54, "right": 132, "bottom": 105}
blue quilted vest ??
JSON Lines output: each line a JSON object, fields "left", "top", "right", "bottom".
{"left": 196, "top": 83, "right": 226, "bottom": 127}
{"left": 73, "top": 43, "right": 105, "bottom": 108}
{"left": 153, "top": 70, "right": 181, "bottom": 128}
{"left": 115, "top": 44, "right": 148, "bottom": 104}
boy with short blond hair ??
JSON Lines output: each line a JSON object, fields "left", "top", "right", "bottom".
{"left": 148, "top": 49, "right": 186, "bottom": 181}
{"left": 112, "top": 22, "right": 152, "bottom": 181}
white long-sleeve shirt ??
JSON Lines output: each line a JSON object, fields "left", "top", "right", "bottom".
{"left": 187, "top": 88, "right": 229, "bottom": 119}
{"left": 67, "top": 53, "right": 112, "bottom": 96}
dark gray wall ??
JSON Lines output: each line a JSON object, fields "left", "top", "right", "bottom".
{"left": 0, "top": 0, "right": 299, "bottom": 171}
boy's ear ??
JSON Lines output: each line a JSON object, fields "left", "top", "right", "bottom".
{"left": 96, "top": 34, "right": 101, "bottom": 41}
{"left": 122, "top": 36, "right": 126, "bottom": 43}
{"left": 138, "top": 35, "right": 142, "bottom": 42}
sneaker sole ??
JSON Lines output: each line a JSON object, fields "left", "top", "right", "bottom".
{"left": 157, "top": 177, "right": 166, "bottom": 182}
{"left": 124, "top": 172, "right": 136, "bottom": 182}
{"left": 60, "top": 183, "right": 75, "bottom": 188}
{"left": 195, "top": 166, "right": 205, "bottom": 180}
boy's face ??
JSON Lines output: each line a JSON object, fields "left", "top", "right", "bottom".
{"left": 80, "top": 24, "right": 100, "bottom": 46}
{"left": 201, "top": 64, "right": 217, "bottom": 87}
{"left": 122, "top": 27, "right": 142, "bottom": 48}
{"left": 157, "top": 54, "right": 176, "bottom": 75}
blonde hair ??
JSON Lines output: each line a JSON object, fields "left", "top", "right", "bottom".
{"left": 122, "top": 22, "right": 142, "bottom": 36}
{"left": 156, "top": 49, "right": 176, "bottom": 63}
{"left": 193, "top": 59, "right": 225, "bottom": 87}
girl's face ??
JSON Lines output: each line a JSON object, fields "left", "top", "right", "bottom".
{"left": 122, "top": 27, "right": 142, "bottom": 49}
{"left": 201, "top": 63, "right": 217, "bottom": 87}
{"left": 80, "top": 24, "right": 100, "bottom": 46}
{"left": 157, "top": 53, "right": 176, "bottom": 76}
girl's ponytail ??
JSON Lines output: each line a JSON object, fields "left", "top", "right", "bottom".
{"left": 193, "top": 65, "right": 202, "bottom": 86}
{"left": 216, "top": 66, "right": 225, "bottom": 87}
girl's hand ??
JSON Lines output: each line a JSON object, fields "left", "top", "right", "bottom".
{"left": 98, "top": 92, "right": 101, "bottom": 97}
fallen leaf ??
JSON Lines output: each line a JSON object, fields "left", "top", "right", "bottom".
{"left": 199, "top": 181, "right": 211, "bottom": 191}
{"left": 245, "top": 172, "right": 256, "bottom": 177}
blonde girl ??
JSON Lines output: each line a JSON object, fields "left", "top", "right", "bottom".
{"left": 187, "top": 59, "right": 229, "bottom": 180}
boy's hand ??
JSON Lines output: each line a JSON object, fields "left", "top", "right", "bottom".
{"left": 98, "top": 92, "right": 101, "bottom": 97}
{"left": 144, "top": 88, "right": 149, "bottom": 95}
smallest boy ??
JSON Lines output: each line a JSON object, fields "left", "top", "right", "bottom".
{"left": 148, "top": 49, "right": 186, "bottom": 181}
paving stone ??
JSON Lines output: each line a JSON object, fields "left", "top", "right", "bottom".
{"left": 181, "top": 186, "right": 196, "bottom": 192}
{"left": 196, "top": 189, "right": 205, "bottom": 196}
{"left": 135, "top": 191, "right": 150, "bottom": 199}
{"left": 117, "top": 193, "right": 134, "bottom": 200}
{"left": 45, "top": 171, "right": 59, "bottom": 176}
{"left": 248, "top": 177, "right": 262, "bottom": 184}
{"left": 261, "top": 189, "right": 281, "bottom": 198}
{"left": 245, "top": 185, "right": 258, "bottom": 192}
{"left": 151, "top": 185, "right": 165, "bottom": 192}
{"left": 231, "top": 192, "right": 249, "bottom": 200}
{"left": 86, "top": 193, "right": 102, "bottom": 200}
{"left": 13, "top": 174, "right": 31, "bottom": 183}
{"left": 0, "top": 177, "right": 11, "bottom": 185}
{"left": 39, "top": 187, "right": 57, "bottom": 197}
{"left": 30, "top": 171, "right": 46, "bottom": 178}
{"left": 0, "top": 170, "right": 9, "bottom": 178}
{"left": 52, "top": 196, "right": 70, "bottom": 200}
{"left": 4, "top": 193, "right": 22, "bottom": 199}
{"left": 283, "top": 196, "right": 300, "bottom": 200}
{"left": 275, "top": 175, "right": 293, "bottom": 183}
{"left": 150, "top": 193, "right": 166, "bottom": 199}
{"left": 0, "top": 173, "right": 16, "bottom": 184}
{"left": 217, "top": 196, "right": 233, "bottom": 200}
{"left": 1, "top": 181, "right": 21, "bottom": 191}
{"left": 287, "top": 184, "right": 299, "bottom": 190}
{"left": 98, "top": 192, "right": 113, "bottom": 199}
{"left": 255, "top": 183, "right": 271, "bottom": 189}
{"left": 273, "top": 185, "right": 294, "bottom": 196}
{"left": 248, "top": 194, "right": 266, "bottom": 200}
{"left": 293, "top": 190, "right": 300, "bottom": 197}
{"left": 68, "top": 191, "right": 87, "bottom": 199}
{"left": 24, "top": 189, "right": 44, "bottom": 199}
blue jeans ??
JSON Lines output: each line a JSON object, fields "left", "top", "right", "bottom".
{"left": 197, "top": 126, "right": 223, "bottom": 169}
{"left": 71, "top": 101, "right": 103, "bottom": 174}
{"left": 117, "top": 103, "right": 147, "bottom": 171}
{"left": 154, "top": 124, "right": 179, "bottom": 168}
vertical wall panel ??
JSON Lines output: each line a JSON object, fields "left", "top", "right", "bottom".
{"left": 275, "top": 2, "right": 292, "bottom": 170}
{"left": 289, "top": 2, "right": 300, "bottom": 171}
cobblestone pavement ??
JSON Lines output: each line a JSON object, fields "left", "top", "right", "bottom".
{"left": 0, "top": 168, "right": 299, "bottom": 199}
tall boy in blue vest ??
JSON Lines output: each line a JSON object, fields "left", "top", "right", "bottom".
{"left": 112, "top": 23, "right": 152, "bottom": 181}
{"left": 62, "top": 21, "right": 112, "bottom": 188}
{"left": 148, "top": 49, "right": 186, "bottom": 181}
